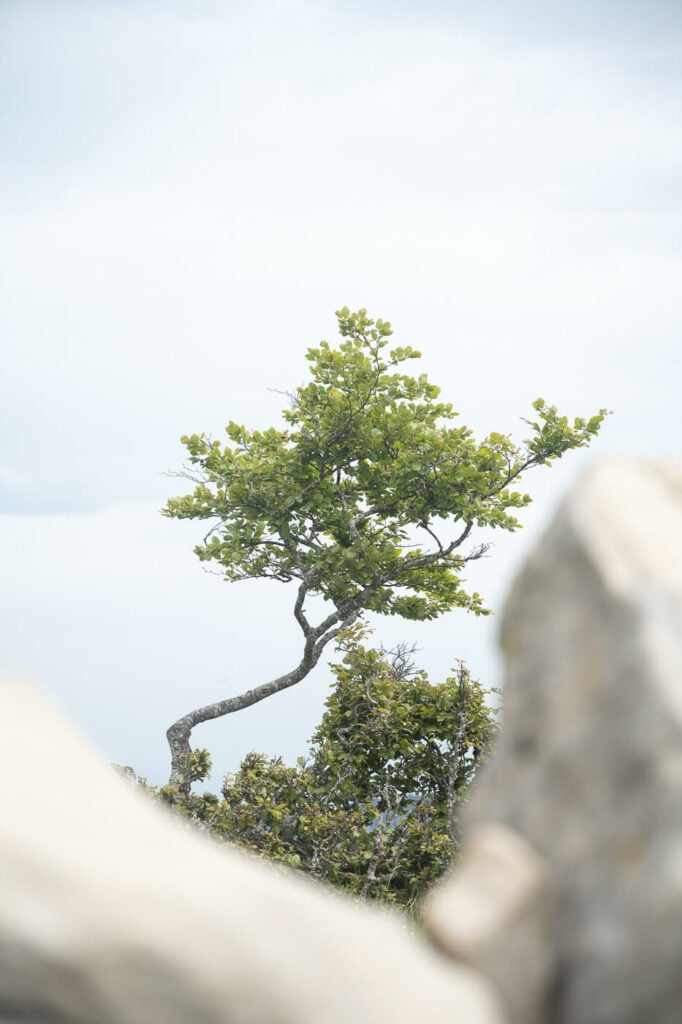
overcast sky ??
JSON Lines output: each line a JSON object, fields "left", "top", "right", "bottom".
{"left": 1, "top": 0, "right": 680, "bottom": 787}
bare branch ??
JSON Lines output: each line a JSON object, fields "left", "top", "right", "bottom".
{"left": 380, "top": 641, "right": 421, "bottom": 681}
{"left": 462, "top": 542, "right": 491, "bottom": 562}
{"left": 421, "top": 521, "right": 445, "bottom": 553}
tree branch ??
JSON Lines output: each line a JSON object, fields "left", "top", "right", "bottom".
{"left": 293, "top": 581, "right": 311, "bottom": 637}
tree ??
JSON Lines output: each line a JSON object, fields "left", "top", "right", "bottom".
{"left": 157, "top": 634, "right": 498, "bottom": 910}
{"left": 164, "top": 308, "right": 606, "bottom": 791}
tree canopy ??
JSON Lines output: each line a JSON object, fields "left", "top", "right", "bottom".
{"left": 163, "top": 308, "right": 606, "bottom": 789}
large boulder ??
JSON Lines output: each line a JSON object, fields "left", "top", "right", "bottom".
{"left": 0, "top": 678, "right": 504, "bottom": 1024}
{"left": 424, "top": 460, "right": 682, "bottom": 1024}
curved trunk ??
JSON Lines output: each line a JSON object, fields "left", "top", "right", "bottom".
{"left": 166, "top": 628, "right": 341, "bottom": 793}
{"left": 165, "top": 580, "right": 379, "bottom": 793}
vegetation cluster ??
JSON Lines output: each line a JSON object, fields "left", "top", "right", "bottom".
{"left": 150, "top": 634, "right": 497, "bottom": 909}
{"left": 141, "top": 307, "right": 605, "bottom": 908}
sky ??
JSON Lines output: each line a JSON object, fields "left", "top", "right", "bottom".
{"left": 1, "top": 0, "right": 680, "bottom": 787}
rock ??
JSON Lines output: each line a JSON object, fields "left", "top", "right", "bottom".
{"left": 425, "top": 459, "right": 682, "bottom": 1024}
{"left": 0, "top": 677, "right": 505, "bottom": 1024}
{"left": 422, "top": 822, "right": 553, "bottom": 1024}
{"left": 111, "top": 763, "right": 137, "bottom": 784}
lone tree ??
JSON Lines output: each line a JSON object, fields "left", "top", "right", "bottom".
{"left": 164, "top": 308, "right": 606, "bottom": 791}
{"left": 158, "top": 635, "right": 499, "bottom": 909}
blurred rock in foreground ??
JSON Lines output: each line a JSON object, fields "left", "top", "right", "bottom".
{"left": 0, "top": 677, "right": 502, "bottom": 1024}
{"left": 424, "top": 459, "right": 682, "bottom": 1024}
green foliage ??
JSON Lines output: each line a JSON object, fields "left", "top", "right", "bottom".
{"left": 157, "top": 308, "right": 606, "bottom": 895}
{"left": 164, "top": 308, "right": 607, "bottom": 623}
{"left": 188, "top": 747, "right": 212, "bottom": 784}
{"left": 156, "top": 637, "right": 498, "bottom": 910}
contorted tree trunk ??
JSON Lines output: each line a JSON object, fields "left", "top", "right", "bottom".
{"left": 167, "top": 579, "right": 366, "bottom": 793}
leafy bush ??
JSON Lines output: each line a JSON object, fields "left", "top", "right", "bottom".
{"left": 154, "top": 634, "right": 497, "bottom": 910}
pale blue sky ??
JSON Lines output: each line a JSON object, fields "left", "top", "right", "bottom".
{"left": 1, "top": 0, "right": 680, "bottom": 785}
